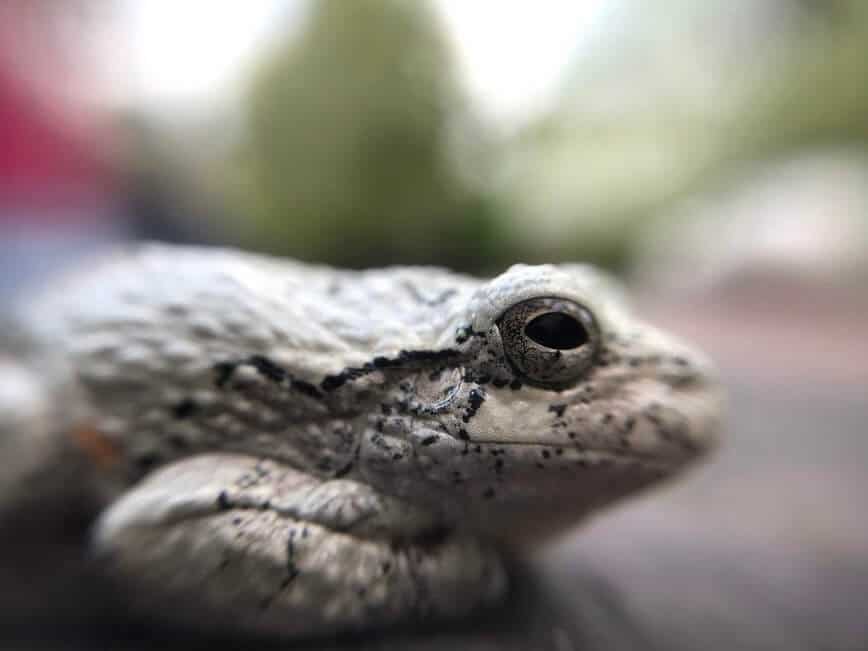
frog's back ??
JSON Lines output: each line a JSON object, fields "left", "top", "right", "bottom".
{"left": 17, "top": 244, "right": 481, "bottom": 377}
{"left": 3, "top": 244, "right": 482, "bottom": 495}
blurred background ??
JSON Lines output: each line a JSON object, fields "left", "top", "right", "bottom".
{"left": 1, "top": 1, "right": 867, "bottom": 649}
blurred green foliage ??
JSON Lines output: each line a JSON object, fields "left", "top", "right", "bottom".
{"left": 140, "top": 0, "right": 868, "bottom": 275}
{"left": 231, "top": 0, "right": 507, "bottom": 272}
{"left": 497, "top": 0, "right": 868, "bottom": 274}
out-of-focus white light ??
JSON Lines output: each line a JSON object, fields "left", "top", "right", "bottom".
{"left": 118, "top": 0, "right": 609, "bottom": 126}
{"left": 435, "top": 0, "right": 608, "bottom": 127}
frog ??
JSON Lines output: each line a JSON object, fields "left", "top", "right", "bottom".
{"left": 0, "top": 243, "right": 722, "bottom": 639}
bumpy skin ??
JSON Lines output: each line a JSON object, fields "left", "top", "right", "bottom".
{"left": 0, "top": 244, "right": 721, "bottom": 638}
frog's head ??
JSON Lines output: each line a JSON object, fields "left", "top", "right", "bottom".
{"left": 350, "top": 264, "right": 722, "bottom": 543}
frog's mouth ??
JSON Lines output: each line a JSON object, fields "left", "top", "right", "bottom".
{"left": 462, "top": 440, "right": 693, "bottom": 471}
{"left": 459, "top": 381, "right": 721, "bottom": 469}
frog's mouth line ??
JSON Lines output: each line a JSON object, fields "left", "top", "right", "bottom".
{"left": 454, "top": 439, "right": 694, "bottom": 472}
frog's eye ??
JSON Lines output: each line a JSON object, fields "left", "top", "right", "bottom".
{"left": 497, "top": 297, "right": 600, "bottom": 387}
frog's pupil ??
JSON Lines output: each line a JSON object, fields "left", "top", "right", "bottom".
{"left": 525, "top": 312, "right": 587, "bottom": 350}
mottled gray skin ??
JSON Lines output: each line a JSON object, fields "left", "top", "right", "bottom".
{"left": 0, "top": 244, "right": 721, "bottom": 638}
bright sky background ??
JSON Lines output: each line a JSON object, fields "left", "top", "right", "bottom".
{"left": 118, "top": 0, "right": 610, "bottom": 127}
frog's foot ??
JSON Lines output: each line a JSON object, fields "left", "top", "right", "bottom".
{"left": 93, "top": 453, "right": 506, "bottom": 638}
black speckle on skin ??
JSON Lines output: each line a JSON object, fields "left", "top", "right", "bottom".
{"left": 285, "top": 529, "right": 298, "bottom": 575}
{"left": 413, "top": 526, "right": 453, "bottom": 550}
{"left": 482, "top": 487, "right": 496, "bottom": 499}
{"left": 167, "top": 433, "right": 190, "bottom": 450}
{"left": 421, "top": 435, "right": 439, "bottom": 446}
{"left": 321, "top": 349, "right": 461, "bottom": 391}
{"left": 454, "top": 324, "right": 486, "bottom": 345}
{"left": 249, "top": 355, "right": 325, "bottom": 399}
{"left": 462, "top": 389, "right": 486, "bottom": 423}
{"left": 602, "top": 412, "right": 614, "bottom": 424}
{"left": 428, "top": 369, "right": 443, "bottom": 382}
{"left": 172, "top": 399, "right": 197, "bottom": 419}
{"left": 291, "top": 378, "right": 324, "bottom": 400}
{"left": 381, "top": 561, "right": 392, "bottom": 574}
{"left": 215, "top": 356, "right": 325, "bottom": 399}
{"left": 624, "top": 417, "right": 636, "bottom": 433}
{"left": 492, "top": 377, "right": 509, "bottom": 388}
{"left": 135, "top": 452, "right": 161, "bottom": 471}
{"left": 548, "top": 404, "right": 567, "bottom": 418}
{"left": 320, "top": 373, "right": 350, "bottom": 391}
{"left": 568, "top": 432, "right": 577, "bottom": 439}
{"left": 494, "top": 458, "right": 504, "bottom": 473}
{"left": 248, "top": 355, "right": 287, "bottom": 383}
{"left": 280, "top": 573, "right": 298, "bottom": 589}
{"left": 380, "top": 404, "right": 392, "bottom": 415}
{"left": 509, "top": 379, "right": 523, "bottom": 391}
{"left": 217, "top": 491, "right": 231, "bottom": 510}
{"left": 283, "top": 563, "right": 300, "bottom": 586}
{"left": 392, "top": 452, "right": 404, "bottom": 461}
{"left": 334, "top": 461, "right": 354, "bottom": 478}
{"left": 214, "top": 361, "right": 236, "bottom": 388}
{"left": 541, "top": 450, "right": 551, "bottom": 459}
{"left": 458, "top": 428, "right": 470, "bottom": 441}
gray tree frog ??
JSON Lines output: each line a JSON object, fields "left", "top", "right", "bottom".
{"left": 0, "top": 244, "right": 721, "bottom": 638}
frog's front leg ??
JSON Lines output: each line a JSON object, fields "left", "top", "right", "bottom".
{"left": 93, "top": 454, "right": 506, "bottom": 638}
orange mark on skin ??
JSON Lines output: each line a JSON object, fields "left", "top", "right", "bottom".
{"left": 70, "top": 426, "right": 122, "bottom": 469}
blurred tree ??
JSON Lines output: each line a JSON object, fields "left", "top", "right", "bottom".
{"left": 232, "top": 0, "right": 503, "bottom": 271}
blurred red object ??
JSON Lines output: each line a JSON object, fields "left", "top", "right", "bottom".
{"left": 0, "top": 65, "right": 114, "bottom": 222}
{"left": 0, "top": 0, "right": 116, "bottom": 224}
